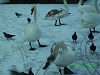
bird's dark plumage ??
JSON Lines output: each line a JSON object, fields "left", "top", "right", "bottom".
{"left": 15, "top": 12, "right": 22, "bottom": 17}
{"left": 10, "top": 67, "right": 34, "bottom": 75}
{"left": 72, "top": 32, "right": 77, "bottom": 42}
{"left": 27, "top": 18, "right": 31, "bottom": 23}
{"left": 3, "top": 32, "right": 15, "bottom": 39}
{"left": 88, "top": 32, "right": 94, "bottom": 41}
{"left": 90, "top": 43, "right": 96, "bottom": 53}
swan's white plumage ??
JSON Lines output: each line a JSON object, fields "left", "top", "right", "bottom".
{"left": 51, "top": 41, "right": 76, "bottom": 67}
{"left": 80, "top": 13, "right": 100, "bottom": 29}
{"left": 45, "top": 0, "right": 69, "bottom": 20}
{"left": 80, "top": 0, "right": 100, "bottom": 30}
{"left": 78, "top": 0, "right": 96, "bottom": 14}
{"left": 24, "top": 5, "right": 42, "bottom": 42}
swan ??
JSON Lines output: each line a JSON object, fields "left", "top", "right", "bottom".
{"left": 80, "top": 0, "right": 100, "bottom": 33}
{"left": 24, "top": 5, "right": 47, "bottom": 50}
{"left": 78, "top": 0, "right": 99, "bottom": 14}
{"left": 43, "top": 0, "right": 70, "bottom": 26}
{"left": 43, "top": 41, "right": 77, "bottom": 75}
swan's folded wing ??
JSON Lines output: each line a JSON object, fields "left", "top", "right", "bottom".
{"left": 81, "top": 13, "right": 100, "bottom": 23}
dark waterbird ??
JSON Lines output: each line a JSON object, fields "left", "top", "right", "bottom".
{"left": 15, "top": 12, "right": 22, "bottom": 17}
{"left": 88, "top": 32, "right": 94, "bottom": 42}
{"left": 72, "top": 32, "right": 77, "bottom": 42}
{"left": 90, "top": 43, "right": 96, "bottom": 53}
{"left": 3, "top": 32, "right": 15, "bottom": 39}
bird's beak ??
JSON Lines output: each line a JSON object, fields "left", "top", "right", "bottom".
{"left": 43, "top": 61, "right": 50, "bottom": 70}
{"left": 31, "top": 8, "right": 34, "bottom": 15}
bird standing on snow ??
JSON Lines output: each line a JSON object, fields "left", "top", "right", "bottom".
{"left": 24, "top": 5, "right": 47, "bottom": 50}
{"left": 3, "top": 32, "right": 15, "bottom": 40}
{"left": 10, "top": 67, "right": 34, "bottom": 75}
{"left": 72, "top": 32, "right": 77, "bottom": 42}
{"left": 43, "top": 41, "right": 76, "bottom": 75}
{"left": 88, "top": 32, "right": 94, "bottom": 42}
{"left": 27, "top": 18, "right": 31, "bottom": 23}
{"left": 15, "top": 12, "right": 22, "bottom": 17}
{"left": 90, "top": 43, "right": 96, "bottom": 53}
{"left": 80, "top": 0, "right": 100, "bottom": 33}
{"left": 44, "top": 0, "right": 70, "bottom": 26}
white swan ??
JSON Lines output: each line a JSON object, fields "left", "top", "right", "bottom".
{"left": 24, "top": 5, "right": 47, "bottom": 50}
{"left": 78, "top": 0, "right": 99, "bottom": 14}
{"left": 80, "top": 0, "right": 100, "bottom": 33}
{"left": 44, "top": 0, "right": 70, "bottom": 26}
{"left": 43, "top": 41, "right": 76, "bottom": 75}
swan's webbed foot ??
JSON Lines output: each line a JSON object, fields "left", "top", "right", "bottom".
{"left": 55, "top": 24, "right": 61, "bottom": 26}
{"left": 90, "top": 28, "right": 99, "bottom": 33}
{"left": 37, "top": 40, "right": 47, "bottom": 48}
{"left": 64, "top": 67, "right": 75, "bottom": 74}
{"left": 60, "top": 23, "right": 66, "bottom": 25}
{"left": 55, "top": 19, "right": 66, "bottom": 26}
{"left": 29, "top": 47, "right": 36, "bottom": 51}
{"left": 92, "top": 31, "right": 99, "bottom": 33}
{"left": 29, "top": 42, "right": 36, "bottom": 51}
{"left": 39, "top": 45, "right": 47, "bottom": 47}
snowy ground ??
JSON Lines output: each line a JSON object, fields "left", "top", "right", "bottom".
{"left": 0, "top": 3, "right": 100, "bottom": 75}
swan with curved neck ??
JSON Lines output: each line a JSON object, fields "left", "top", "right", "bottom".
{"left": 78, "top": 0, "right": 98, "bottom": 14}
{"left": 80, "top": 0, "right": 100, "bottom": 33}
{"left": 43, "top": 41, "right": 76, "bottom": 75}
{"left": 24, "top": 5, "right": 47, "bottom": 50}
{"left": 44, "top": 0, "right": 70, "bottom": 26}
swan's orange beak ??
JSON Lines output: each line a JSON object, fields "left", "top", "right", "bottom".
{"left": 31, "top": 8, "right": 34, "bottom": 15}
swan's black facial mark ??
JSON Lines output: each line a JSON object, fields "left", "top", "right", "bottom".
{"left": 31, "top": 8, "right": 34, "bottom": 15}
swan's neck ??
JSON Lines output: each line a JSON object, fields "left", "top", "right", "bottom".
{"left": 63, "top": 0, "right": 69, "bottom": 12}
{"left": 78, "top": 0, "right": 83, "bottom": 6}
{"left": 34, "top": 6, "right": 37, "bottom": 24}
{"left": 32, "top": 6, "right": 38, "bottom": 30}
{"left": 94, "top": 0, "right": 100, "bottom": 14}
{"left": 52, "top": 41, "right": 68, "bottom": 56}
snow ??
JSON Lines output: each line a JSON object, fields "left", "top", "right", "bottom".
{"left": 0, "top": 3, "right": 100, "bottom": 75}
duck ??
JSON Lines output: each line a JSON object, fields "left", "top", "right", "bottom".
{"left": 77, "top": 0, "right": 97, "bottom": 14}
{"left": 43, "top": 0, "right": 70, "bottom": 26}
{"left": 43, "top": 41, "right": 76, "bottom": 75}
{"left": 3, "top": 32, "right": 15, "bottom": 40}
{"left": 24, "top": 5, "right": 47, "bottom": 50}
{"left": 80, "top": 0, "right": 100, "bottom": 33}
